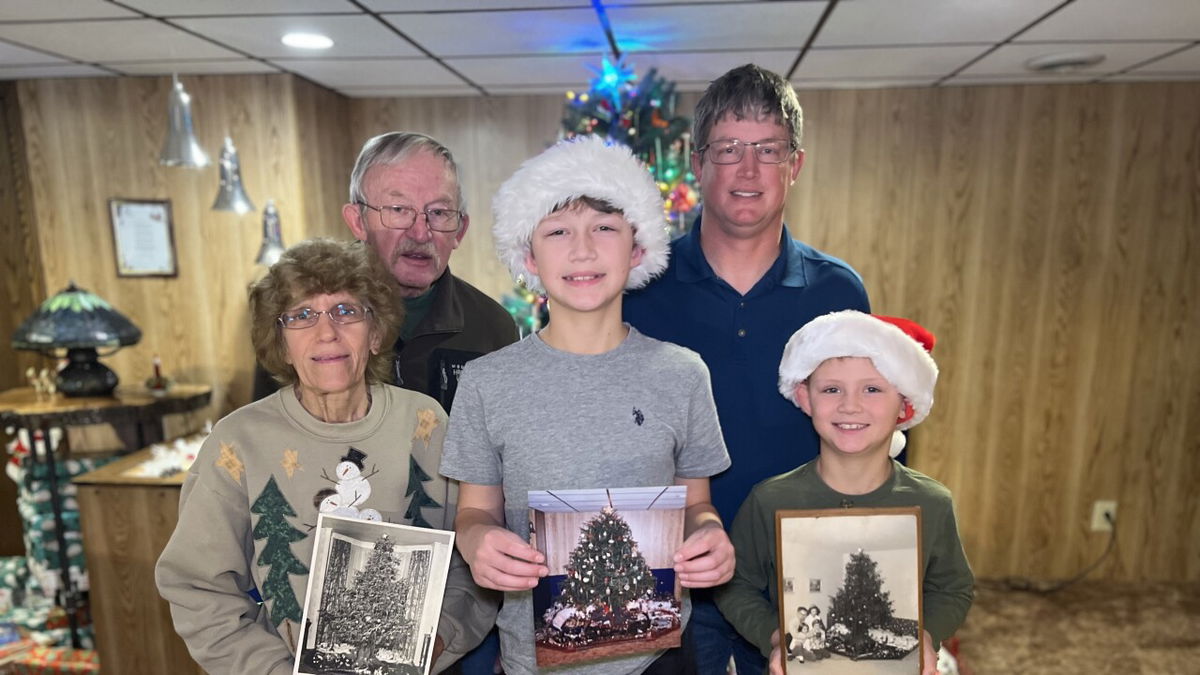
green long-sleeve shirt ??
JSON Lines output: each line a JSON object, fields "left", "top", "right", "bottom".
{"left": 715, "top": 459, "right": 973, "bottom": 657}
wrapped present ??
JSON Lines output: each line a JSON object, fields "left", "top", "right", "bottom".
{"left": 7, "top": 646, "right": 99, "bottom": 674}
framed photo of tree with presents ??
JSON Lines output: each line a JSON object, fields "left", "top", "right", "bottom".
{"left": 294, "top": 514, "right": 455, "bottom": 675}
{"left": 776, "top": 507, "right": 924, "bottom": 674}
{"left": 528, "top": 486, "right": 686, "bottom": 668}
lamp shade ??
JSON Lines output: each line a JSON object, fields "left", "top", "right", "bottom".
{"left": 159, "top": 75, "right": 209, "bottom": 168}
{"left": 11, "top": 282, "right": 142, "bottom": 397}
{"left": 211, "top": 136, "right": 255, "bottom": 214}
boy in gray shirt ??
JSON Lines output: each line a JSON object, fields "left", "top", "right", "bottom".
{"left": 441, "top": 136, "right": 732, "bottom": 675}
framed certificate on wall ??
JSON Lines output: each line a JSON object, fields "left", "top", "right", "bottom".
{"left": 109, "top": 198, "right": 177, "bottom": 277}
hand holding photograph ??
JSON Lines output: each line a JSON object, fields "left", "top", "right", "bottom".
{"left": 776, "top": 507, "right": 924, "bottom": 674}
{"left": 294, "top": 515, "right": 455, "bottom": 675}
{"left": 528, "top": 486, "right": 687, "bottom": 668}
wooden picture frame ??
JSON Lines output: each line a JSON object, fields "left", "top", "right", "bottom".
{"left": 775, "top": 507, "right": 924, "bottom": 673}
{"left": 108, "top": 198, "right": 177, "bottom": 277}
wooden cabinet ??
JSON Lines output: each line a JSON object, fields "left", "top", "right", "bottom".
{"left": 73, "top": 450, "right": 204, "bottom": 675}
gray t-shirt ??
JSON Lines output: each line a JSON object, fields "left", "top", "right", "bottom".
{"left": 441, "top": 326, "right": 730, "bottom": 675}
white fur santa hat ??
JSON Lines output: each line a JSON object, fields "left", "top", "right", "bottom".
{"left": 492, "top": 135, "right": 670, "bottom": 293}
{"left": 777, "top": 310, "right": 939, "bottom": 457}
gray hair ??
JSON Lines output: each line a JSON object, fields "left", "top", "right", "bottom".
{"left": 692, "top": 64, "right": 804, "bottom": 153}
{"left": 347, "top": 131, "right": 467, "bottom": 212}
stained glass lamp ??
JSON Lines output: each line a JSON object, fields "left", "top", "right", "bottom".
{"left": 11, "top": 282, "right": 142, "bottom": 397}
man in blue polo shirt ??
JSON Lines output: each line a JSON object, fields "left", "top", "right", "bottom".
{"left": 624, "top": 64, "right": 870, "bottom": 675}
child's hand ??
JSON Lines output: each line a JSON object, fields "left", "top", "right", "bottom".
{"left": 920, "top": 630, "right": 937, "bottom": 675}
{"left": 461, "top": 524, "right": 548, "bottom": 591}
{"left": 672, "top": 522, "right": 734, "bottom": 587}
{"left": 768, "top": 629, "right": 784, "bottom": 675}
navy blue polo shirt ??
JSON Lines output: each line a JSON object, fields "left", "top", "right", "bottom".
{"left": 624, "top": 218, "right": 870, "bottom": 525}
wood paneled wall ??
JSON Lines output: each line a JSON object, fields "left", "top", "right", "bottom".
{"left": 349, "top": 83, "right": 1198, "bottom": 583}
{"left": 7, "top": 77, "right": 1196, "bottom": 583}
{"left": 13, "top": 74, "right": 353, "bottom": 415}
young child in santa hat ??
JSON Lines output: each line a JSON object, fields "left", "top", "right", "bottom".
{"left": 441, "top": 135, "right": 733, "bottom": 675}
{"left": 713, "top": 310, "right": 974, "bottom": 675}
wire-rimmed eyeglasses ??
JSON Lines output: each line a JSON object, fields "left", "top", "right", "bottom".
{"left": 277, "top": 303, "right": 373, "bottom": 330}
{"left": 696, "top": 139, "right": 795, "bottom": 165}
{"left": 358, "top": 202, "right": 463, "bottom": 232}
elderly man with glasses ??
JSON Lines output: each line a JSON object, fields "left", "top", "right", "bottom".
{"left": 624, "top": 64, "right": 871, "bottom": 675}
{"left": 340, "top": 132, "right": 519, "bottom": 410}
{"left": 256, "top": 133, "right": 518, "bottom": 416}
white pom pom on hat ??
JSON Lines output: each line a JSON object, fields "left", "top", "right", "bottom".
{"left": 777, "top": 310, "right": 939, "bottom": 457}
{"left": 491, "top": 135, "right": 670, "bottom": 293}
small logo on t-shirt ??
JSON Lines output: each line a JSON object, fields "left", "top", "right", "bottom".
{"left": 633, "top": 407, "right": 645, "bottom": 426}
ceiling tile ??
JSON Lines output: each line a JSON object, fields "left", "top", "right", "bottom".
{"left": 1126, "top": 43, "right": 1200, "bottom": 73}
{"left": 607, "top": 1, "right": 827, "bottom": 52}
{"left": 946, "top": 74, "right": 1099, "bottom": 86}
{"left": 625, "top": 50, "right": 797, "bottom": 85}
{"left": 817, "top": 0, "right": 1062, "bottom": 46}
{"left": 0, "top": 40, "right": 67, "bottom": 65}
{"left": 792, "top": 76, "right": 938, "bottom": 89}
{"left": 0, "top": 19, "right": 239, "bottom": 62}
{"left": 959, "top": 41, "right": 1192, "bottom": 76}
{"left": 173, "top": 15, "right": 420, "bottom": 59}
{"left": 797, "top": 45, "right": 986, "bottom": 79}
{"left": 384, "top": 8, "right": 604, "bottom": 57}
{"left": 0, "top": 64, "right": 113, "bottom": 79}
{"left": 0, "top": 0, "right": 136, "bottom": 21}
{"left": 1019, "top": 0, "right": 1200, "bottom": 42}
{"left": 364, "top": 0, "right": 590, "bottom": 9}
{"left": 446, "top": 54, "right": 603, "bottom": 86}
{"left": 112, "top": 59, "right": 280, "bottom": 76}
{"left": 119, "top": 0, "right": 362, "bottom": 16}
{"left": 280, "top": 57, "right": 461, "bottom": 88}
{"left": 338, "top": 84, "right": 480, "bottom": 97}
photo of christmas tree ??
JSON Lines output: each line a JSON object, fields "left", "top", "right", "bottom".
{"left": 293, "top": 515, "right": 455, "bottom": 675}
{"left": 776, "top": 507, "right": 924, "bottom": 674}
{"left": 528, "top": 486, "right": 686, "bottom": 668}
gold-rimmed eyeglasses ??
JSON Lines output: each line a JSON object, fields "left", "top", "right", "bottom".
{"left": 277, "top": 303, "right": 372, "bottom": 330}
{"left": 696, "top": 139, "right": 795, "bottom": 165}
{"left": 358, "top": 202, "right": 463, "bottom": 232}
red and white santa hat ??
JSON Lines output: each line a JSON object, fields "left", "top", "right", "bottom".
{"left": 777, "top": 310, "right": 939, "bottom": 457}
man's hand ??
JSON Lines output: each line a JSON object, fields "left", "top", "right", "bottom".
{"left": 460, "top": 524, "right": 548, "bottom": 591}
{"left": 921, "top": 630, "right": 938, "bottom": 675}
{"left": 768, "top": 629, "right": 784, "bottom": 675}
{"left": 673, "top": 522, "right": 734, "bottom": 587}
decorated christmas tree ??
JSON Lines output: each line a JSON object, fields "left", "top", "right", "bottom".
{"left": 560, "top": 56, "right": 700, "bottom": 235}
{"left": 328, "top": 534, "right": 414, "bottom": 664}
{"left": 251, "top": 475, "right": 309, "bottom": 625}
{"left": 557, "top": 506, "right": 657, "bottom": 613}
{"left": 828, "top": 548, "right": 909, "bottom": 660}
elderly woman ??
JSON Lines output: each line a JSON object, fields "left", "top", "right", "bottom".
{"left": 156, "top": 239, "right": 493, "bottom": 675}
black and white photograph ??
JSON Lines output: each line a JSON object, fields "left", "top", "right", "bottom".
{"left": 294, "top": 515, "right": 455, "bottom": 675}
{"left": 528, "top": 486, "right": 686, "bottom": 669}
{"left": 776, "top": 507, "right": 924, "bottom": 674}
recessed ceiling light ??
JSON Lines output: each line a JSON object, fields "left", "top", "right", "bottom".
{"left": 281, "top": 32, "right": 333, "bottom": 50}
{"left": 1025, "top": 52, "right": 1105, "bottom": 73}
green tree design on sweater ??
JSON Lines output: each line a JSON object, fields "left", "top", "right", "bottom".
{"left": 252, "top": 475, "right": 309, "bottom": 624}
{"left": 404, "top": 455, "right": 440, "bottom": 529}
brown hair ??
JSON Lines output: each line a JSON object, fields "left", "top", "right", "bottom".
{"left": 249, "top": 238, "right": 402, "bottom": 386}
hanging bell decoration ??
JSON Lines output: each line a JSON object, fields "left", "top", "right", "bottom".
{"left": 159, "top": 75, "right": 210, "bottom": 168}
{"left": 211, "top": 137, "right": 255, "bottom": 214}
{"left": 255, "top": 200, "right": 286, "bottom": 266}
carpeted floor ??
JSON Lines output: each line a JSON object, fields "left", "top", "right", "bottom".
{"left": 953, "top": 579, "right": 1200, "bottom": 674}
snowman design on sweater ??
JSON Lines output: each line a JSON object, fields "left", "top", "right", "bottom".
{"left": 313, "top": 447, "right": 382, "bottom": 521}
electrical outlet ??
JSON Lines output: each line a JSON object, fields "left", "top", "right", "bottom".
{"left": 1091, "top": 500, "right": 1117, "bottom": 532}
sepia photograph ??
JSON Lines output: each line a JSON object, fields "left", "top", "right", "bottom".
{"left": 294, "top": 515, "right": 455, "bottom": 675}
{"left": 528, "top": 486, "right": 686, "bottom": 668}
{"left": 776, "top": 507, "right": 924, "bottom": 674}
